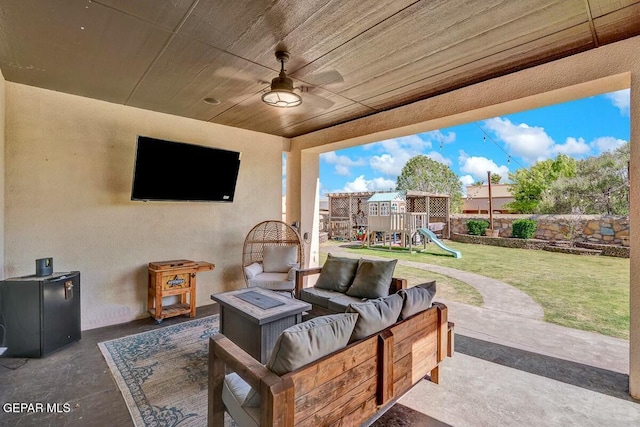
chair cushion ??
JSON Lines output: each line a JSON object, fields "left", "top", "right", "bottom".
{"left": 263, "top": 245, "right": 298, "bottom": 273}
{"left": 267, "top": 313, "right": 358, "bottom": 376}
{"left": 346, "top": 293, "right": 403, "bottom": 342}
{"left": 223, "top": 373, "right": 260, "bottom": 427}
{"left": 398, "top": 281, "right": 437, "bottom": 319}
{"left": 300, "top": 287, "right": 344, "bottom": 309}
{"left": 244, "top": 313, "right": 358, "bottom": 407}
{"left": 244, "top": 262, "right": 263, "bottom": 279}
{"left": 346, "top": 259, "right": 398, "bottom": 299}
{"left": 247, "top": 272, "right": 294, "bottom": 292}
{"left": 314, "top": 254, "right": 359, "bottom": 293}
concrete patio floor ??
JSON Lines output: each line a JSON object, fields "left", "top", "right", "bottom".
{"left": 371, "top": 299, "right": 639, "bottom": 426}
{"left": 321, "top": 244, "right": 640, "bottom": 426}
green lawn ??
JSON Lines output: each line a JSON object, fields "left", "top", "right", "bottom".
{"left": 322, "top": 241, "right": 630, "bottom": 339}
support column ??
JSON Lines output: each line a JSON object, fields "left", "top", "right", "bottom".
{"left": 286, "top": 149, "right": 320, "bottom": 268}
{"left": 630, "top": 67, "right": 640, "bottom": 398}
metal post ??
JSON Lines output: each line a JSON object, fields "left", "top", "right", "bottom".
{"left": 487, "top": 171, "right": 494, "bottom": 231}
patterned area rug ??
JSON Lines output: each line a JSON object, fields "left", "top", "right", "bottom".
{"left": 98, "top": 315, "right": 233, "bottom": 427}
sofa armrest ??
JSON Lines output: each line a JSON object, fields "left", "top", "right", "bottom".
{"left": 208, "top": 334, "right": 292, "bottom": 427}
{"left": 389, "top": 277, "right": 407, "bottom": 293}
{"left": 294, "top": 267, "right": 323, "bottom": 298}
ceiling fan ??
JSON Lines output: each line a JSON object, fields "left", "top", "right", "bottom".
{"left": 262, "top": 51, "right": 302, "bottom": 108}
{"left": 261, "top": 50, "right": 338, "bottom": 109}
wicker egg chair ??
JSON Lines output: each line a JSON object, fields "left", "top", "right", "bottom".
{"left": 242, "top": 220, "right": 304, "bottom": 294}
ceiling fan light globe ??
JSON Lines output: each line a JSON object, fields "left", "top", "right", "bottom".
{"left": 262, "top": 89, "right": 302, "bottom": 108}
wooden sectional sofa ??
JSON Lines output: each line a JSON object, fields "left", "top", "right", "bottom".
{"left": 209, "top": 260, "right": 452, "bottom": 427}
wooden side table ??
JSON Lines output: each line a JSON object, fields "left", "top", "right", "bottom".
{"left": 148, "top": 259, "right": 214, "bottom": 324}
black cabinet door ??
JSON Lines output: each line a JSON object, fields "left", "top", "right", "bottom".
{"left": 42, "top": 273, "right": 81, "bottom": 356}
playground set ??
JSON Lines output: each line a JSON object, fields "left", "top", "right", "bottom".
{"left": 327, "top": 190, "right": 461, "bottom": 258}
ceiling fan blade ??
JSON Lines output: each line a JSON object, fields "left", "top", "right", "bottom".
{"left": 308, "top": 69, "right": 344, "bottom": 86}
{"left": 301, "top": 89, "right": 335, "bottom": 110}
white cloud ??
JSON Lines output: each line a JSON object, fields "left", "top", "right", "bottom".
{"left": 605, "top": 89, "right": 630, "bottom": 116}
{"left": 552, "top": 137, "right": 591, "bottom": 156}
{"left": 484, "top": 117, "right": 555, "bottom": 163}
{"left": 458, "top": 151, "right": 509, "bottom": 182}
{"left": 367, "top": 134, "right": 439, "bottom": 176}
{"left": 339, "top": 175, "right": 396, "bottom": 193}
{"left": 459, "top": 174, "right": 476, "bottom": 186}
{"left": 321, "top": 151, "right": 366, "bottom": 176}
{"left": 590, "top": 136, "right": 627, "bottom": 153}
{"left": 423, "top": 130, "right": 456, "bottom": 145}
{"left": 369, "top": 153, "right": 405, "bottom": 176}
{"left": 425, "top": 151, "right": 452, "bottom": 166}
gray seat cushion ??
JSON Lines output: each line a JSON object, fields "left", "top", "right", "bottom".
{"left": 222, "top": 373, "right": 260, "bottom": 427}
{"left": 248, "top": 272, "right": 294, "bottom": 291}
{"left": 300, "top": 287, "right": 344, "bottom": 308}
{"left": 327, "top": 294, "right": 367, "bottom": 313}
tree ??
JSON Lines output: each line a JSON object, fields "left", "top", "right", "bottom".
{"left": 506, "top": 154, "right": 576, "bottom": 213}
{"left": 539, "top": 143, "right": 629, "bottom": 214}
{"left": 396, "top": 155, "right": 463, "bottom": 212}
{"left": 490, "top": 173, "right": 502, "bottom": 184}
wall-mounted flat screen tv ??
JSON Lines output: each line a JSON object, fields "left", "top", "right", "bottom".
{"left": 131, "top": 136, "right": 241, "bottom": 202}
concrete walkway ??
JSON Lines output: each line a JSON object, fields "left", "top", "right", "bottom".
{"left": 319, "top": 243, "right": 639, "bottom": 426}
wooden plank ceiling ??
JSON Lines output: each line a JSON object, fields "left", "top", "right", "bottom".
{"left": 1, "top": 0, "right": 639, "bottom": 138}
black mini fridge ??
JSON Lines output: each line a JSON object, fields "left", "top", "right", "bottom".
{"left": 0, "top": 271, "right": 81, "bottom": 357}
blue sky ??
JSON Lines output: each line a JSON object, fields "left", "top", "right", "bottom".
{"left": 317, "top": 89, "right": 630, "bottom": 196}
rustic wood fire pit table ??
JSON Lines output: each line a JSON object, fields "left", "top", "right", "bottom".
{"left": 210, "top": 287, "right": 311, "bottom": 363}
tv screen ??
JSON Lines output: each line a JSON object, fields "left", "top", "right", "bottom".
{"left": 131, "top": 136, "right": 241, "bottom": 202}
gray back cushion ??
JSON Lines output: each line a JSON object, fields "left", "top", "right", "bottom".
{"left": 346, "top": 259, "right": 398, "bottom": 299}
{"left": 266, "top": 313, "right": 358, "bottom": 376}
{"left": 398, "top": 282, "right": 436, "bottom": 319}
{"left": 314, "top": 254, "right": 359, "bottom": 293}
{"left": 262, "top": 245, "right": 298, "bottom": 273}
{"left": 346, "top": 293, "right": 403, "bottom": 342}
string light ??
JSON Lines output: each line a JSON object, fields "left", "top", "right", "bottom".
{"left": 474, "top": 122, "right": 526, "bottom": 170}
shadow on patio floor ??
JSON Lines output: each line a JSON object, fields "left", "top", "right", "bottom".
{"left": 455, "top": 334, "right": 637, "bottom": 403}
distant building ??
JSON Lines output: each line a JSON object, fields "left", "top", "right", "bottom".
{"left": 463, "top": 183, "right": 514, "bottom": 214}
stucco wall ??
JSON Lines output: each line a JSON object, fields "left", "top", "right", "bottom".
{"left": 4, "top": 83, "right": 285, "bottom": 330}
{"left": 0, "top": 71, "right": 5, "bottom": 277}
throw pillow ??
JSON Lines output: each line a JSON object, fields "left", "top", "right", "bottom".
{"left": 244, "top": 313, "right": 358, "bottom": 407}
{"left": 262, "top": 245, "right": 298, "bottom": 273}
{"left": 346, "top": 293, "right": 403, "bottom": 342}
{"left": 314, "top": 254, "right": 359, "bottom": 293}
{"left": 398, "top": 281, "right": 437, "bottom": 319}
{"left": 346, "top": 258, "right": 398, "bottom": 299}
{"left": 267, "top": 313, "right": 358, "bottom": 375}
{"left": 243, "top": 262, "right": 263, "bottom": 279}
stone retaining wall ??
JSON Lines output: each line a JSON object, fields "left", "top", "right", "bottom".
{"left": 450, "top": 214, "right": 629, "bottom": 247}
{"left": 451, "top": 233, "right": 630, "bottom": 258}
